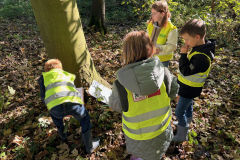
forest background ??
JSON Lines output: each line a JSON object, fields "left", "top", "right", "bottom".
{"left": 0, "top": 0, "right": 240, "bottom": 159}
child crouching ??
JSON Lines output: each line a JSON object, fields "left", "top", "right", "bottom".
{"left": 38, "top": 59, "right": 99, "bottom": 153}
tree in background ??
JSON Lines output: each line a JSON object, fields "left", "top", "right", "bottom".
{"left": 89, "top": 0, "right": 107, "bottom": 34}
{"left": 30, "top": 0, "right": 111, "bottom": 88}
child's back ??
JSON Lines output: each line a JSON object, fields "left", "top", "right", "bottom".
{"left": 109, "top": 31, "right": 178, "bottom": 160}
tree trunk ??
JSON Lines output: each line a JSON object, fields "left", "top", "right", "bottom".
{"left": 30, "top": 0, "right": 111, "bottom": 88}
{"left": 89, "top": 0, "right": 107, "bottom": 34}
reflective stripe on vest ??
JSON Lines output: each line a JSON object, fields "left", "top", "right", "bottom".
{"left": 42, "top": 69, "right": 83, "bottom": 110}
{"left": 122, "top": 82, "right": 172, "bottom": 140}
{"left": 147, "top": 21, "right": 177, "bottom": 62}
{"left": 123, "top": 107, "right": 171, "bottom": 135}
{"left": 178, "top": 52, "right": 211, "bottom": 87}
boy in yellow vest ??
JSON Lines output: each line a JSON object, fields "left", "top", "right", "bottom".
{"left": 173, "top": 19, "right": 215, "bottom": 142}
{"left": 38, "top": 59, "right": 99, "bottom": 153}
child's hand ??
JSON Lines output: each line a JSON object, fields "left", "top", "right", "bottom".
{"left": 154, "top": 47, "right": 161, "bottom": 55}
{"left": 180, "top": 45, "right": 189, "bottom": 54}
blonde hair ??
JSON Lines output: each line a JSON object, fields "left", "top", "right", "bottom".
{"left": 44, "top": 59, "right": 63, "bottom": 72}
{"left": 122, "top": 31, "right": 154, "bottom": 66}
{"left": 148, "top": 0, "right": 171, "bottom": 28}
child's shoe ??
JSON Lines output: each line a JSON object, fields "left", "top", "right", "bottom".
{"left": 82, "top": 130, "right": 100, "bottom": 153}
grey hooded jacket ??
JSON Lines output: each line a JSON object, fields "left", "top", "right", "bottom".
{"left": 109, "top": 57, "right": 179, "bottom": 159}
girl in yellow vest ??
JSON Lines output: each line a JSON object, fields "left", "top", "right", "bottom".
{"left": 147, "top": 0, "right": 178, "bottom": 67}
{"left": 109, "top": 31, "right": 179, "bottom": 160}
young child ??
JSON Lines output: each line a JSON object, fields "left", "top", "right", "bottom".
{"left": 147, "top": 0, "right": 178, "bottom": 67}
{"left": 109, "top": 31, "right": 178, "bottom": 160}
{"left": 173, "top": 19, "right": 215, "bottom": 142}
{"left": 38, "top": 59, "right": 100, "bottom": 153}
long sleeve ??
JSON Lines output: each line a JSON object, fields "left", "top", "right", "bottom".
{"left": 109, "top": 80, "right": 125, "bottom": 113}
{"left": 179, "top": 53, "right": 210, "bottom": 76}
{"left": 156, "top": 28, "right": 178, "bottom": 55}
{"left": 38, "top": 75, "right": 46, "bottom": 105}
{"left": 163, "top": 68, "right": 179, "bottom": 100}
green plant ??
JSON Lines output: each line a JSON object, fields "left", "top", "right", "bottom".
{"left": 0, "top": 0, "right": 34, "bottom": 20}
{"left": 29, "top": 141, "right": 39, "bottom": 155}
{"left": 13, "top": 137, "right": 30, "bottom": 159}
{"left": 0, "top": 152, "right": 6, "bottom": 159}
{"left": 0, "top": 86, "right": 15, "bottom": 114}
{"left": 188, "top": 130, "right": 198, "bottom": 145}
{"left": 46, "top": 146, "right": 56, "bottom": 154}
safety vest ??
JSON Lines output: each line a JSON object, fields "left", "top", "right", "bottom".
{"left": 147, "top": 21, "right": 177, "bottom": 62}
{"left": 178, "top": 52, "right": 211, "bottom": 87}
{"left": 122, "top": 82, "right": 172, "bottom": 140}
{"left": 42, "top": 69, "right": 83, "bottom": 110}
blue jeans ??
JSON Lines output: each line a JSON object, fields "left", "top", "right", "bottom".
{"left": 175, "top": 96, "right": 193, "bottom": 127}
{"left": 161, "top": 60, "right": 170, "bottom": 67}
{"left": 50, "top": 102, "right": 92, "bottom": 141}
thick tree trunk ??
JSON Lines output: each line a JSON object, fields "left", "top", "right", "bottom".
{"left": 89, "top": 0, "right": 107, "bottom": 34}
{"left": 30, "top": 0, "right": 111, "bottom": 88}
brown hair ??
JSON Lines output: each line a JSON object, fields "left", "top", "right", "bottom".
{"left": 44, "top": 59, "right": 63, "bottom": 72}
{"left": 148, "top": 0, "right": 171, "bottom": 28}
{"left": 122, "top": 31, "right": 154, "bottom": 66}
{"left": 179, "top": 19, "right": 206, "bottom": 38}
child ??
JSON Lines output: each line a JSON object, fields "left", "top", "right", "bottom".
{"left": 173, "top": 19, "right": 215, "bottom": 142}
{"left": 147, "top": 0, "right": 178, "bottom": 67}
{"left": 38, "top": 59, "right": 100, "bottom": 153}
{"left": 109, "top": 31, "right": 178, "bottom": 160}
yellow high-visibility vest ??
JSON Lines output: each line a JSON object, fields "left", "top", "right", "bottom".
{"left": 178, "top": 52, "right": 211, "bottom": 87}
{"left": 42, "top": 69, "right": 83, "bottom": 110}
{"left": 147, "top": 21, "right": 177, "bottom": 62}
{"left": 122, "top": 82, "right": 172, "bottom": 140}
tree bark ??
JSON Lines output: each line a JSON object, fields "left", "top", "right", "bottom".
{"left": 30, "top": 0, "right": 111, "bottom": 88}
{"left": 89, "top": 0, "right": 107, "bottom": 34}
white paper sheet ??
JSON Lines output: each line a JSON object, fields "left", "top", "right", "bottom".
{"left": 88, "top": 80, "right": 112, "bottom": 104}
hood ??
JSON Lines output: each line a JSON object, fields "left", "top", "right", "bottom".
{"left": 192, "top": 39, "right": 216, "bottom": 61}
{"left": 116, "top": 57, "right": 164, "bottom": 95}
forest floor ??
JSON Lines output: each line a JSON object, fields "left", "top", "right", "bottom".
{"left": 0, "top": 17, "right": 240, "bottom": 160}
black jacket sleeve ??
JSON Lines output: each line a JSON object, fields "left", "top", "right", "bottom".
{"left": 38, "top": 75, "right": 46, "bottom": 105}
{"left": 179, "top": 53, "right": 210, "bottom": 76}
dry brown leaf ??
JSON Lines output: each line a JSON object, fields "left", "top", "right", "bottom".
{"left": 57, "top": 143, "right": 69, "bottom": 154}
{"left": 59, "top": 151, "right": 69, "bottom": 160}
{"left": 35, "top": 150, "right": 49, "bottom": 160}
{"left": 51, "top": 153, "right": 57, "bottom": 160}
{"left": 8, "top": 135, "right": 24, "bottom": 146}
{"left": 69, "top": 148, "right": 78, "bottom": 157}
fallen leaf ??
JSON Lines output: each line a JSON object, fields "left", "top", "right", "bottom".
{"left": 200, "top": 136, "right": 208, "bottom": 143}
{"left": 59, "top": 151, "right": 69, "bottom": 160}
{"left": 35, "top": 150, "right": 49, "bottom": 160}
{"left": 3, "top": 128, "right": 11, "bottom": 137}
{"left": 70, "top": 148, "right": 78, "bottom": 157}
{"left": 8, "top": 135, "right": 24, "bottom": 146}
{"left": 51, "top": 153, "right": 57, "bottom": 160}
{"left": 57, "top": 143, "right": 69, "bottom": 153}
